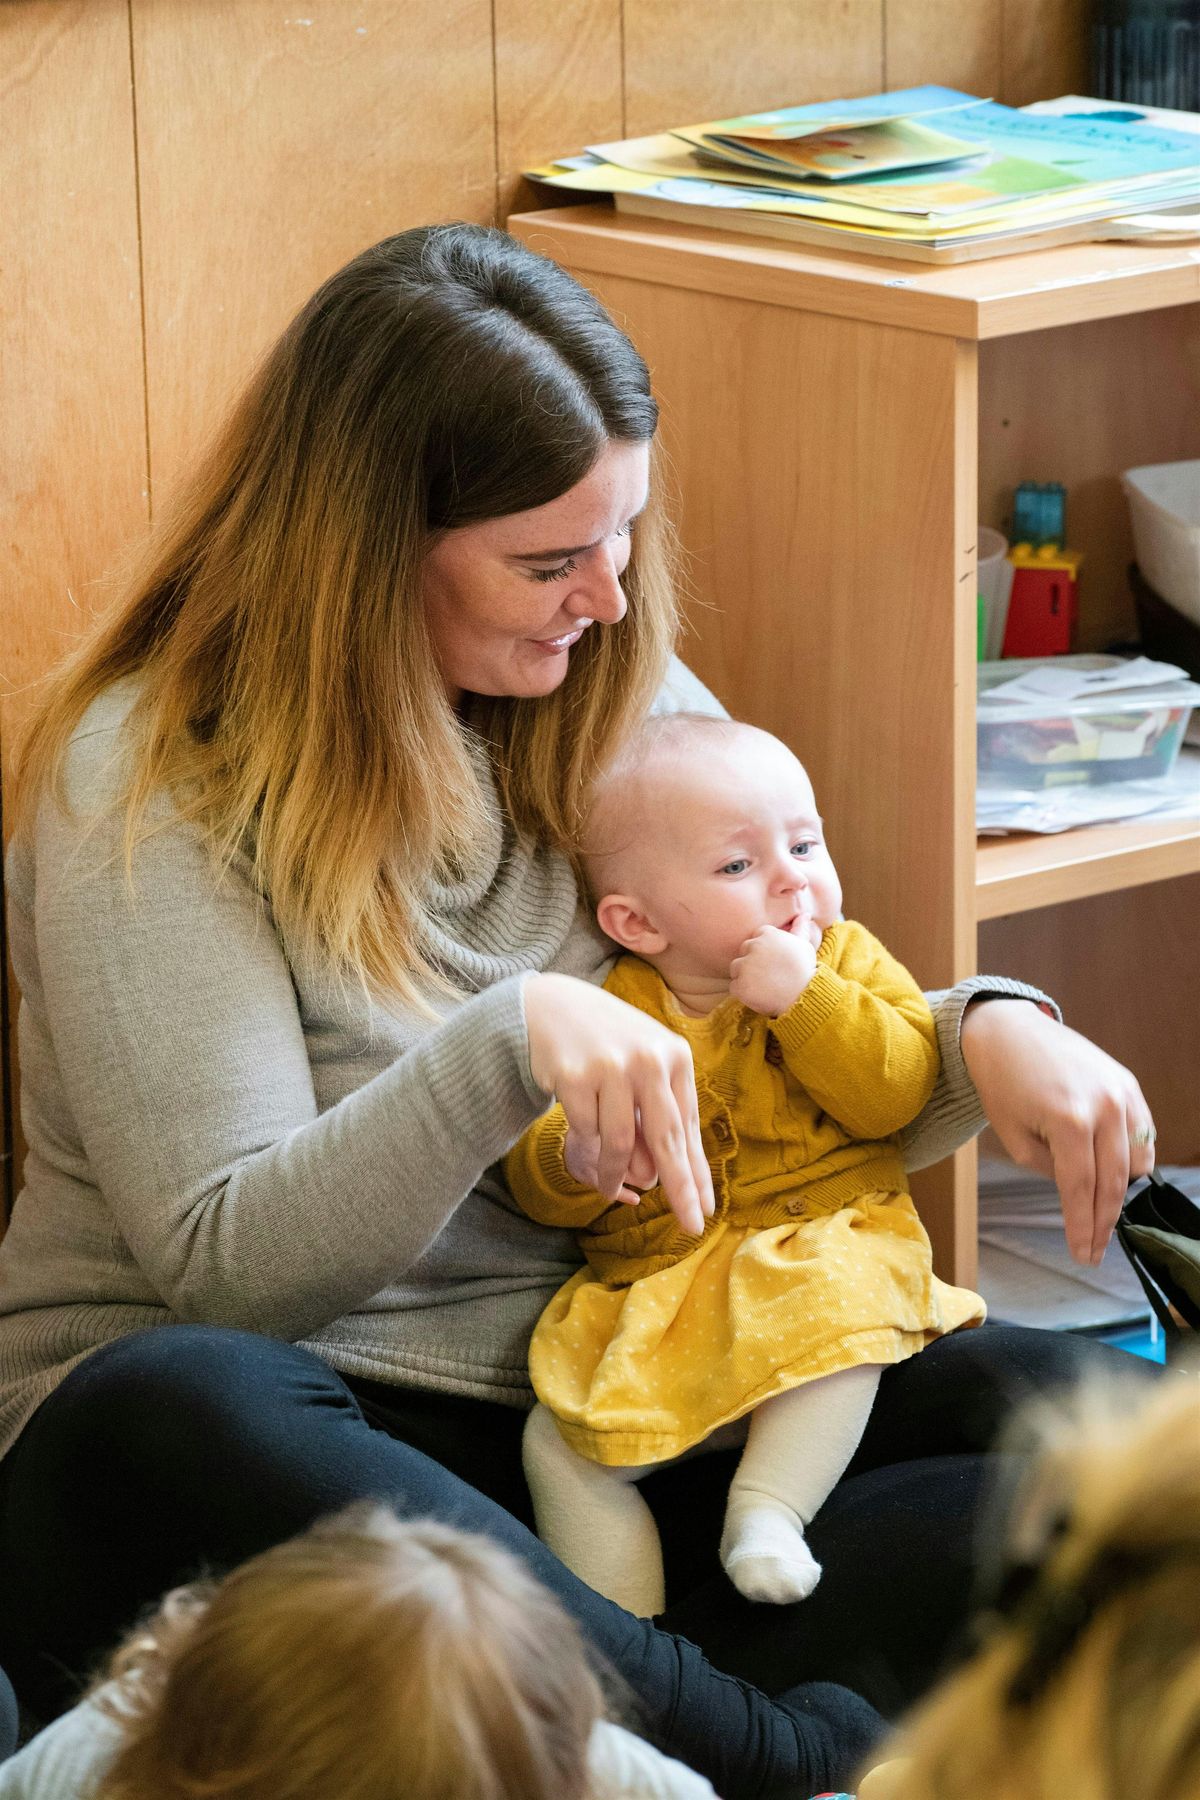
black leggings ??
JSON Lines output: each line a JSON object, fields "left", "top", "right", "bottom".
{"left": 0, "top": 1321, "right": 1150, "bottom": 1797}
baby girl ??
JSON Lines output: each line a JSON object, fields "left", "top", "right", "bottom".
{"left": 505, "top": 713, "right": 985, "bottom": 1618}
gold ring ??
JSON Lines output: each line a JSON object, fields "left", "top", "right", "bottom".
{"left": 1128, "top": 1125, "right": 1157, "bottom": 1149}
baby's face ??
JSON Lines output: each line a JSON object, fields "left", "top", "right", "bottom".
{"left": 609, "top": 729, "right": 843, "bottom": 984}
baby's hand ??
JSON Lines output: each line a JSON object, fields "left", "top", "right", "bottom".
{"left": 563, "top": 1124, "right": 658, "bottom": 1205}
{"left": 729, "top": 925, "right": 817, "bottom": 1015}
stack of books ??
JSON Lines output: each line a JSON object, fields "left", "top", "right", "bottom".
{"left": 526, "top": 86, "right": 1200, "bottom": 264}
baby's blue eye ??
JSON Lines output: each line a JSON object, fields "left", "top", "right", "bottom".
{"left": 791, "top": 841, "right": 815, "bottom": 858}
{"left": 719, "top": 859, "right": 749, "bottom": 875}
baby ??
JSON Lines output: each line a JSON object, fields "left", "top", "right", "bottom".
{"left": 505, "top": 713, "right": 985, "bottom": 1618}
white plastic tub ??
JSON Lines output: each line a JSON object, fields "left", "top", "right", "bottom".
{"left": 1122, "top": 461, "right": 1200, "bottom": 628}
{"left": 977, "top": 526, "right": 1014, "bottom": 661}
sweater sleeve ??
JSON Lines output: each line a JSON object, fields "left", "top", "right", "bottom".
{"left": 26, "top": 729, "right": 551, "bottom": 1342}
{"left": 502, "top": 1103, "right": 614, "bottom": 1232}
{"left": 770, "top": 923, "right": 940, "bottom": 1140}
{"left": 901, "top": 976, "right": 1061, "bottom": 1171}
{"left": 0, "top": 1695, "right": 123, "bottom": 1798}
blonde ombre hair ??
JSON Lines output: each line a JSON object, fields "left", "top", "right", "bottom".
{"left": 16, "top": 225, "right": 678, "bottom": 1007}
{"left": 867, "top": 1375, "right": 1200, "bottom": 1800}
{"left": 94, "top": 1505, "right": 606, "bottom": 1800}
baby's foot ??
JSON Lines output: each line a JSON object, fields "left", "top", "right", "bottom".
{"left": 721, "top": 1507, "right": 822, "bottom": 1604}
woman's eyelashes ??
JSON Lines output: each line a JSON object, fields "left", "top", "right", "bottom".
{"left": 529, "top": 558, "right": 577, "bottom": 584}
{"left": 525, "top": 523, "right": 633, "bottom": 584}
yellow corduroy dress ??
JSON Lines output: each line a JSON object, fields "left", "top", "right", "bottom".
{"left": 504, "top": 920, "right": 986, "bottom": 1467}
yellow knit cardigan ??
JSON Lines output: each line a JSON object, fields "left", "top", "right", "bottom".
{"left": 504, "top": 919, "right": 940, "bottom": 1288}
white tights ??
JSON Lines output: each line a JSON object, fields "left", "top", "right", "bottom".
{"left": 522, "top": 1364, "right": 882, "bottom": 1617}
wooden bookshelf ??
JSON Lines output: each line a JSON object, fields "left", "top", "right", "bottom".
{"left": 509, "top": 203, "right": 1200, "bottom": 1284}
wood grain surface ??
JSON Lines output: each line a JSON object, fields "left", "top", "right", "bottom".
{"left": 1003, "top": 0, "right": 1090, "bottom": 108}
{"left": 131, "top": 0, "right": 495, "bottom": 508}
{"left": 623, "top": 0, "right": 883, "bottom": 140}
{"left": 496, "top": 0, "right": 623, "bottom": 219}
{"left": 0, "top": 0, "right": 149, "bottom": 1202}
{"left": 884, "top": 0, "right": 1001, "bottom": 95}
{"left": 0, "top": 0, "right": 148, "bottom": 753}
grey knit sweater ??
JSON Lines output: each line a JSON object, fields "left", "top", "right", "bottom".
{"left": 0, "top": 662, "right": 1047, "bottom": 1460}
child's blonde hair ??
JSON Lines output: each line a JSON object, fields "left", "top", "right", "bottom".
{"left": 873, "top": 1374, "right": 1200, "bottom": 1800}
{"left": 580, "top": 711, "right": 753, "bottom": 896}
{"left": 94, "top": 1505, "right": 606, "bottom": 1800}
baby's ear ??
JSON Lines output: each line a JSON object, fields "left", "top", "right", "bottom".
{"left": 596, "top": 893, "right": 668, "bottom": 956}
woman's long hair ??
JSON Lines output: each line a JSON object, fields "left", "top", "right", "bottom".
{"left": 16, "top": 225, "right": 678, "bottom": 1005}
{"left": 95, "top": 1506, "right": 605, "bottom": 1800}
{"left": 871, "top": 1375, "right": 1200, "bottom": 1800}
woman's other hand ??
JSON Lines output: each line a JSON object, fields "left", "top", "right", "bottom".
{"left": 960, "top": 1001, "right": 1155, "bottom": 1267}
{"left": 525, "top": 973, "right": 714, "bottom": 1236}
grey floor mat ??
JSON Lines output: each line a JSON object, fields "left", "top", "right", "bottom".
{"left": 976, "top": 1159, "right": 1200, "bottom": 1331}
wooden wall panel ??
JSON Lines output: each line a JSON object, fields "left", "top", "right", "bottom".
{"left": 887, "top": 0, "right": 1087, "bottom": 106}
{"left": 885, "top": 0, "right": 1001, "bottom": 98}
{"left": 0, "top": 1, "right": 149, "bottom": 1210}
{"left": 0, "top": 0, "right": 148, "bottom": 762}
{"left": 623, "top": 0, "right": 884, "bottom": 141}
{"left": 131, "top": 0, "right": 496, "bottom": 508}
{"left": 496, "top": 0, "right": 624, "bottom": 219}
{"left": 1002, "top": 0, "right": 1090, "bottom": 107}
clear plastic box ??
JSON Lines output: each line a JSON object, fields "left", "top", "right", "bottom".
{"left": 977, "top": 654, "right": 1200, "bottom": 791}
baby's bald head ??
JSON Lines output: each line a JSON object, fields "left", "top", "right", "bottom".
{"left": 581, "top": 714, "right": 800, "bottom": 900}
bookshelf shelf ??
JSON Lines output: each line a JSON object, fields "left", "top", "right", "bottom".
{"left": 510, "top": 204, "right": 1200, "bottom": 339}
{"left": 976, "top": 815, "right": 1200, "bottom": 919}
{"left": 509, "top": 203, "right": 1200, "bottom": 1283}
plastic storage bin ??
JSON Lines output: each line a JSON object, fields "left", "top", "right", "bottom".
{"left": 1122, "top": 460, "right": 1200, "bottom": 628}
{"left": 977, "top": 655, "right": 1200, "bottom": 791}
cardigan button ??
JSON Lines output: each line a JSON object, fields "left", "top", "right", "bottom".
{"left": 711, "top": 1117, "right": 733, "bottom": 1145}
{"left": 786, "top": 1198, "right": 805, "bottom": 1215}
{"left": 765, "top": 1035, "right": 783, "bottom": 1066}
{"left": 735, "top": 1021, "right": 754, "bottom": 1047}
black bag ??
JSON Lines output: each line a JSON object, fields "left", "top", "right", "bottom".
{"left": 1116, "top": 1169, "right": 1200, "bottom": 1352}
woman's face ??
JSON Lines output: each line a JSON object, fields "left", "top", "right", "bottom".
{"left": 422, "top": 439, "right": 650, "bottom": 703}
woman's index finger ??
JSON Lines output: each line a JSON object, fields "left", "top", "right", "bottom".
{"left": 636, "top": 1072, "right": 706, "bottom": 1237}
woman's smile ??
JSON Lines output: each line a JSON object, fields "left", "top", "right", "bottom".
{"left": 530, "top": 623, "right": 590, "bottom": 653}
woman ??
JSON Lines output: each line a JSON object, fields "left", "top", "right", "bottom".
{"left": 0, "top": 225, "right": 1156, "bottom": 1796}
